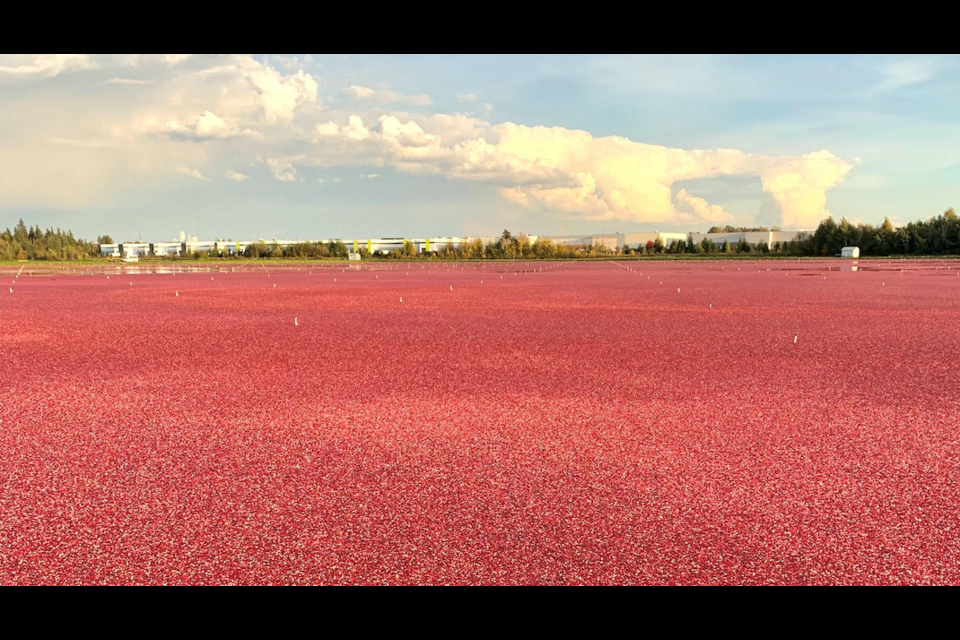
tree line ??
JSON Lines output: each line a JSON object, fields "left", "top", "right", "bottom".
{"left": 799, "top": 210, "right": 959, "bottom": 256}
{"left": 4, "top": 209, "right": 959, "bottom": 261}
{"left": 241, "top": 240, "right": 349, "bottom": 260}
{"left": 706, "top": 225, "right": 782, "bottom": 233}
{"left": 0, "top": 219, "right": 110, "bottom": 261}
{"left": 630, "top": 209, "right": 960, "bottom": 257}
{"left": 197, "top": 233, "right": 591, "bottom": 260}
{"left": 377, "top": 231, "right": 592, "bottom": 260}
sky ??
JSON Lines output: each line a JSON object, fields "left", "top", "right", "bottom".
{"left": 1, "top": 54, "right": 957, "bottom": 242}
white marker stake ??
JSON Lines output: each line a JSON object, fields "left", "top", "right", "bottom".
{"left": 176, "top": 291, "right": 179, "bottom": 297}
{"left": 450, "top": 285, "right": 453, "bottom": 291}
{"left": 400, "top": 297, "right": 403, "bottom": 302}
{"left": 794, "top": 334, "right": 798, "bottom": 344}
{"left": 295, "top": 317, "right": 299, "bottom": 326}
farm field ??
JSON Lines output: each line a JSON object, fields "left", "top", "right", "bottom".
{"left": 1, "top": 259, "right": 959, "bottom": 585}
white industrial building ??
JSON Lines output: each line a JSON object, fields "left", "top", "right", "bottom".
{"left": 542, "top": 232, "right": 688, "bottom": 251}
{"left": 618, "top": 232, "right": 691, "bottom": 249}
{"left": 687, "top": 230, "right": 805, "bottom": 248}
{"left": 841, "top": 246, "right": 860, "bottom": 258}
{"left": 349, "top": 237, "right": 486, "bottom": 255}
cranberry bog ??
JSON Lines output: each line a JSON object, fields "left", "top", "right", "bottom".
{"left": 1, "top": 259, "right": 958, "bottom": 585}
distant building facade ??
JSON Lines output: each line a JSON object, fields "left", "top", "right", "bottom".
{"left": 688, "top": 230, "right": 804, "bottom": 248}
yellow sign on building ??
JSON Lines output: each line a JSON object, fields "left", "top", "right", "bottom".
{"left": 354, "top": 240, "right": 358, "bottom": 252}
{"left": 426, "top": 238, "right": 430, "bottom": 252}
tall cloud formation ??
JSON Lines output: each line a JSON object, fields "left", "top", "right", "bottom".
{"left": 0, "top": 54, "right": 852, "bottom": 229}
{"left": 310, "top": 115, "right": 853, "bottom": 228}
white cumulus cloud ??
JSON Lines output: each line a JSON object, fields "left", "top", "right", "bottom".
{"left": 674, "top": 189, "right": 736, "bottom": 224}
{"left": 307, "top": 114, "right": 852, "bottom": 228}
{"left": 240, "top": 57, "right": 319, "bottom": 123}
{"left": 153, "top": 110, "right": 262, "bottom": 140}
{"left": 163, "top": 54, "right": 194, "bottom": 66}
{"left": 266, "top": 155, "right": 305, "bottom": 182}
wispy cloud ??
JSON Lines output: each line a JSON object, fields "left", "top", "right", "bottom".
{"left": 0, "top": 54, "right": 97, "bottom": 80}
{"left": 345, "top": 85, "right": 431, "bottom": 106}
{"left": 868, "top": 56, "right": 949, "bottom": 94}
{"left": 459, "top": 93, "right": 492, "bottom": 115}
{"left": 176, "top": 166, "right": 208, "bottom": 180}
{"left": 105, "top": 77, "right": 153, "bottom": 86}
{"left": 50, "top": 137, "right": 123, "bottom": 150}
{"left": 225, "top": 170, "right": 249, "bottom": 182}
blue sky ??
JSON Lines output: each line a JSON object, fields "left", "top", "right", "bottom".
{"left": 1, "top": 54, "right": 957, "bottom": 241}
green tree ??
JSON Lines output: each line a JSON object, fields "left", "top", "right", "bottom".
{"left": 13, "top": 219, "right": 28, "bottom": 243}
